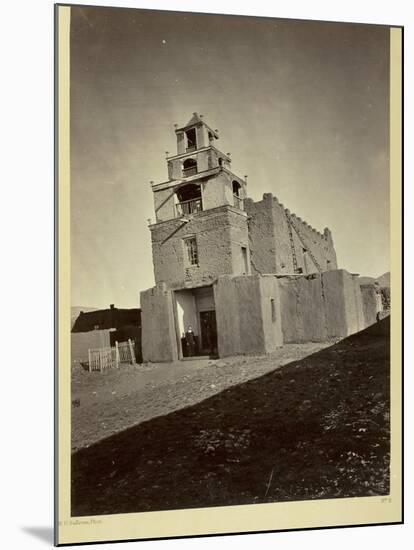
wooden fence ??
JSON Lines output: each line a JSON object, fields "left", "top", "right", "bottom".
{"left": 117, "top": 339, "right": 136, "bottom": 364}
{"left": 88, "top": 339, "right": 136, "bottom": 372}
{"left": 88, "top": 347, "right": 119, "bottom": 372}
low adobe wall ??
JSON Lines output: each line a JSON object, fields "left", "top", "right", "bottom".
{"left": 278, "top": 274, "right": 327, "bottom": 342}
{"left": 214, "top": 274, "right": 283, "bottom": 357}
{"left": 279, "top": 269, "right": 366, "bottom": 343}
{"left": 141, "top": 283, "right": 178, "bottom": 362}
{"left": 360, "top": 284, "right": 381, "bottom": 327}
{"left": 71, "top": 329, "right": 112, "bottom": 367}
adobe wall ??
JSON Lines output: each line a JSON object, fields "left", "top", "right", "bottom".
{"left": 244, "top": 196, "right": 278, "bottom": 274}
{"left": 214, "top": 274, "right": 283, "bottom": 357}
{"left": 360, "top": 284, "right": 379, "bottom": 327}
{"left": 279, "top": 269, "right": 366, "bottom": 343}
{"left": 153, "top": 169, "right": 225, "bottom": 224}
{"left": 278, "top": 274, "right": 327, "bottom": 342}
{"left": 259, "top": 276, "right": 284, "bottom": 352}
{"left": 244, "top": 193, "right": 337, "bottom": 276}
{"left": 150, "top": 206, "right": 249, "bottom": 289}
{"left": 175, "top": 125, "right": 209, "bottom": 155}
{"left": 153, "top": 187, "right": 176, "bottom": 222}
{"left": 321, "top": 270, "right": 352, "bottom": 338}
{"left": 288, "top": 212, "right": 338, "bottom": 273}
{"left": 202, "top": 171, "right": 232, "bottom": 211}
{"left": 343, "top": 273, "right": 365, "bottom": 334}
{"left": 71, "top": 329, "right": 112, "bottom": 367}
{"left": 140, "top": 283, "right": 178, "bottom": 363}
{"left": 168, "top": 149, "right": 213, "bottom": 181}
{"left": 153, "top": 171, "right": 245, "bottom": 224}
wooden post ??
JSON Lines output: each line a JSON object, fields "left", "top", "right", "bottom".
{"left": 99, "top": 349, "right": 103, "bottom": 372}
{"left": 115, "top": 341, "right": 120, "bottom": 368}
{"left": 128, "top": 338, "right": 136, "bottom": 364}
{"left": 88, "top": 349, "right": 92, "bottom": 372}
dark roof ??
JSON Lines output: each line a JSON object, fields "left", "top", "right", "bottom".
{"left": 72, "top": 307, "right": 141, "bottom": 333}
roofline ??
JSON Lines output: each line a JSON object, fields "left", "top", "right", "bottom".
{"left": 166, "top": 145, "right": 230, "bottom": 163}
{"left": 221, "top": 167, "right": 247, "bottom": 186}
{"left": 152, "top": 166, "right": 247, "bottom": 192}
{"left": 175, "top": 120, "right": 219, "bottom": 139}
{"left": 148, "top": 203, "right": 248, "bottom": 229}
{"left": 151, "top": 167, "right": 221, "bottom": 191}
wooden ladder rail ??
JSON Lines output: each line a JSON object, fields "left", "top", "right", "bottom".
{"left": 285, "top": 212, "right": 323, "bottom": 273}
{"left": 285, "top": 212, "right": 299, "bottom": 273}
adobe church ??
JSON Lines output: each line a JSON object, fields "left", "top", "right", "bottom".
{"left": 141, "top": 113, "right": 381, "bottom": 362}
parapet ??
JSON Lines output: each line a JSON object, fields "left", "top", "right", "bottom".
{"left": 247, "top": 194, "right": 333, "bottom": 243}
{"left": 288, "top": 211, "right": 329, "bottom": 241}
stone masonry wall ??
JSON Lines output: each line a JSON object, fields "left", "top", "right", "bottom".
{"left": 150, "top": 206, "right": 249, "bottom": 289}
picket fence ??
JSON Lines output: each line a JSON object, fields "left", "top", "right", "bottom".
{"left": 88, "top": 339, "right": 136, "bottom": 372}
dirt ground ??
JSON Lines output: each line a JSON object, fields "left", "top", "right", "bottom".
{"left": 71, "top": 341, "right": 333, "bottom": 451}
{"left": 72, "top": 319, "right": 390, "bottom": 516}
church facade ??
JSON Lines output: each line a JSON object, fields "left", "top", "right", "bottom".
{"left": 141, "top": 113, "right": 379, "bottom": 362}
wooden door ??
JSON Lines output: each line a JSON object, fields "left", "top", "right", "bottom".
{"left": 199, "top": 310, "right": 218, "bottom": 356}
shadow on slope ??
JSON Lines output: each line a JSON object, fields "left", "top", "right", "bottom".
{"left": 72, "top": 318, "right": 390, "bottom": 516}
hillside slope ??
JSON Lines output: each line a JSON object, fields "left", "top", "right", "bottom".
{"left": 72, "top": 318, "right": 391, "bottom": 516}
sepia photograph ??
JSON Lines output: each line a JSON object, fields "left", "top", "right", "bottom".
{"left": 55, "top": 3, "right": 402, "bottom": 545}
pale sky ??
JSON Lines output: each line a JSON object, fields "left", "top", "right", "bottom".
{"left": 70, "top": 6, "right": 390, "bottom": 309}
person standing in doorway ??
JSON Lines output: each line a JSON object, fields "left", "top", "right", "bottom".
{"left": 185, "top": 325, "right": 196, "bottom": 357}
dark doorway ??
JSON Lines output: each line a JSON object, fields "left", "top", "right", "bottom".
{"left": 199, "top": 310, "right": 218, "bottom": 357}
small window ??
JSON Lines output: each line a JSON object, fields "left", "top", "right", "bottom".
{"left": 271, "top": 299, "right": 276, "bottom": 322}
{"left": 184, "top": 237, "right": 198, "bottom": 266}
{"left": 241, "top": 246, "right": 248, "bottom": 274}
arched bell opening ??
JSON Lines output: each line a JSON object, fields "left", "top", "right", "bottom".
{"left": 185, "top": 128, "right": 197, "bottom": 152}
{"left": 175, "top": 183, "right": 202, "bottom": 217}
{"left": 182, "top": 158, "right": 197, "bottom": 177}
{"left": 232, "top": 180, "right": 243, "bottom": 209}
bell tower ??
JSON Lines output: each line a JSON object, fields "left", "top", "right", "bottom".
{"left": 168, "top": 112, "right": 231, "bottom": 181}
{"left": 149, "top": 113, "right": 251, "bottom": 289}
{"left": 153, "top": 112, "right": 247, "bottom": 218}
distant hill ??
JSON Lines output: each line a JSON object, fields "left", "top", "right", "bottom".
{"left": 358, "top": 276, "right": 377, "bottom": 286}
{"left": 71, "top": 306, "right": 98, "bottom": 329}
{"left": 376, "top": 272, "right": 390, "bottom": 287}
{"left": 358, "top": 272, "right": 390, "bottom": 288}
